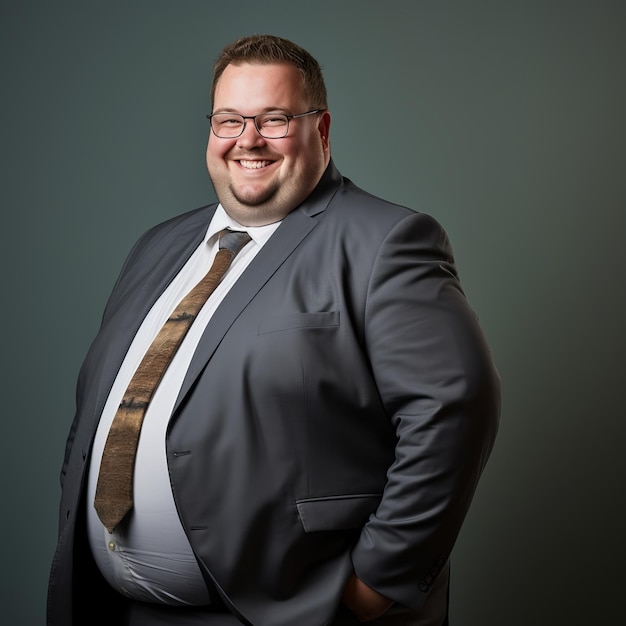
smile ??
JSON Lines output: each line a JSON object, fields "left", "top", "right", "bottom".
{"left": 239, "top": 160, "right": 273, "bottom": 169}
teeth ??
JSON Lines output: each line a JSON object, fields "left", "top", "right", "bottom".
{"left": 240, "top": 160, "right": 270, "bottom": 169}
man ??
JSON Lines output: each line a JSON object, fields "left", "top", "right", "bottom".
{"left": 47, "top": 34, "right": 500, "bottom": 626}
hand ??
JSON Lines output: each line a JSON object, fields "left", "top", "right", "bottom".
{"left": 341, "top": 574, "right": 395, "bottom": 622}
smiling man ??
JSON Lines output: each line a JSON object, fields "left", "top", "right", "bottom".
{"left": 48, "top": 35, "right": 500, "bottom": 626}
{"left": 207, "top": 60, "right": 330, "bottom": 226}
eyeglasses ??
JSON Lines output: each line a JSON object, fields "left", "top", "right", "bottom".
{"left": 207, "top": 110, "right": 321, "bottom": 139}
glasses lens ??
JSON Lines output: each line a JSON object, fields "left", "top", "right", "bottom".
{"left": 256, "top": 114, "right": 289, "bottom": 138}
{"left": 211, "top": 114, "right": 244, "bottom": 138}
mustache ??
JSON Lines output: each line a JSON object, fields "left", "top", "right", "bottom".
{"left": 229, "top": 149, "right": 278, "bottom": 160}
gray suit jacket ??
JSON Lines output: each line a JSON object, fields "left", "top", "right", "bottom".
{"left": 47, "top": 162, "right": 500, "bottom": 626}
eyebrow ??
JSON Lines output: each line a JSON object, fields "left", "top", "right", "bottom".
{"left": 212, "top": 107, "right": 292, "bottom": 115}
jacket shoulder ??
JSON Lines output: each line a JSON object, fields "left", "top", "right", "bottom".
{"left": 324, "top": 174, "right": 449, "bottom": 248}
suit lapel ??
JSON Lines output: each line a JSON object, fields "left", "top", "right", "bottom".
{"left": 173, "top": 208, "right": 316, "bottom": 414}
{"left": 173, "top": 162, "right": 343, "bottom": 414}
{"left": 86, "top": 205, "right": 217, "bottom": 430}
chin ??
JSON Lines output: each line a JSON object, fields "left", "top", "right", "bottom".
{"left": 230, "top": 184, "right": 278, "bottom": 209}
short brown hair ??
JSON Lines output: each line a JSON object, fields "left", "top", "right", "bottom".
{"left": 211, "top": 34, "right": 327, "bottom": 110}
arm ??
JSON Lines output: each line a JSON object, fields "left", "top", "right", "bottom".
{"left": 350, "top": 211, "right": 500, "bottom": 611}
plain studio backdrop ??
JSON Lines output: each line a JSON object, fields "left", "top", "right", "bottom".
{"left": 1, "top": 1, "right": 624, "bottom": 624}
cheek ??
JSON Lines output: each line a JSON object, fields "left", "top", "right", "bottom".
{"left": 206, "top": 137, "right": 230, "bottom": 163}
{"left": 288, "top": 144, "right": 322, "bottom": 175}
{"left": 281, "top": 145, "right": 308, "bottom": 171}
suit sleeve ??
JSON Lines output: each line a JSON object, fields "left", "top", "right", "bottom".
{"left": 350, "top": 211, "right": 501, "bottom": 610}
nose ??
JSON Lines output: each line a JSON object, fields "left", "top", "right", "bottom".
{"left": 236, "top": 120, "right": 267, "bottom": 149}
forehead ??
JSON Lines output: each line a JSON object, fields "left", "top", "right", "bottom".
{"left": 213, "top": 62, "right": 307, "bottom": 111}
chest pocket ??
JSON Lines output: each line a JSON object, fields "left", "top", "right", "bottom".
{"left": 257, "top": 311, "right": 339, "bottom": 335}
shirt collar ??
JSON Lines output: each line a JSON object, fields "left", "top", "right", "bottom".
{"left": 204, "top": 204, "right": 281, "bottom": 248}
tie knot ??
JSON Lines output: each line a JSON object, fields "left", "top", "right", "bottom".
{"left": 219, "top": 229, "right": 251, "bottom": 256}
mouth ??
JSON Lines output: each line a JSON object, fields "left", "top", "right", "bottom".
{"left": 238, "top": 159, "right": 274, "bottom": 170}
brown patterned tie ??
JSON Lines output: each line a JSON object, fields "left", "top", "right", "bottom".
{"left": 94, "top": 229, "right": 251, "bottom": 533}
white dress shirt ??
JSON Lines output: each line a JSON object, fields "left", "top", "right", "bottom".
{"left": 86, "top": 205, "right": 280, "bottom": 605}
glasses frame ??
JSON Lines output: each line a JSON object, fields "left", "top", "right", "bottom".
{"left": 207, "top": 109, "right": 322, "bottom": 139}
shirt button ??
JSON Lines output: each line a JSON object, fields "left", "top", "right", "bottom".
{"left": 108, "top": 541, "right": 116, "bottom": 551}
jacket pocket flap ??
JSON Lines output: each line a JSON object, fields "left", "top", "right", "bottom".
{"left": 258, "top": 311, "right": 339, "bottom": 335}
{"left": 296, "top": 494, "right": 381, "bottom": 532}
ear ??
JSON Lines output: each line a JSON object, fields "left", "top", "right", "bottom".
{"left": 318, "top": 110, "right": 331, "bottom": 152}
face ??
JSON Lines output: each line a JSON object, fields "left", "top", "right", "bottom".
{"left": 207, "top": 62, "right": 331, "bottom": 226}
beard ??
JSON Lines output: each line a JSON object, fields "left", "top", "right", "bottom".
{"left": 208, "top": 170, "right": 292, "bottom": 226}
{"left": 207, "top": 153, "right": 325, "bottom": 226}
{"left": 228, "top": 177, "right": 281, "bottom": 208}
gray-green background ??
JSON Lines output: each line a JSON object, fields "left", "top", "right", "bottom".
{"left": 2, "top": 1, "right": 624, "bottom": 624}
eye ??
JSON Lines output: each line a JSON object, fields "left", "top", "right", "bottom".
{"left": 214, "top": 114, "right": 243, "bottom": 126}
{"left": 259, "top": 114, "right": 288, "bottom": 127}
